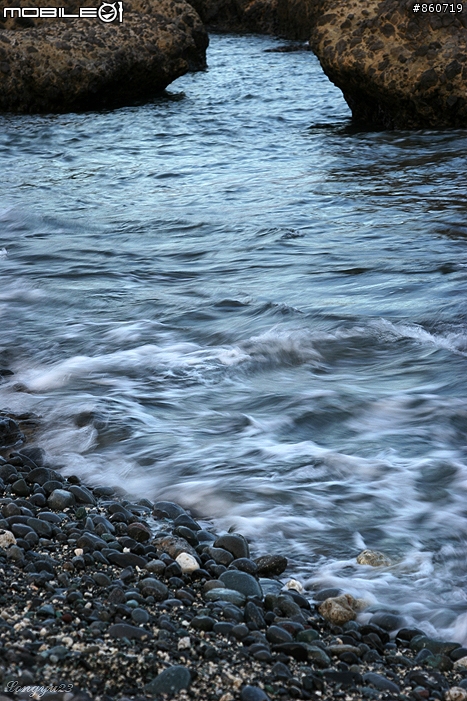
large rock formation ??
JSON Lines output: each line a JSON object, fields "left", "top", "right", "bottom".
{"left": 310, "top": 0, "right": 467, "bottom": 128}
{"left": 0, "top": 0, "right": 208, "bottom": 112}
{"left": 187, "top": 0, "right": 278, "bottom": 33}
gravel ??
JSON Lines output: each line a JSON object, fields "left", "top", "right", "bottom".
{"left": 0, "top": 432, "right": 466, "bottom": 701}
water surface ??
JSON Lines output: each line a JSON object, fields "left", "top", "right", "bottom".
{"left": 1, "top": 33, "right": 467, "bottom": 642}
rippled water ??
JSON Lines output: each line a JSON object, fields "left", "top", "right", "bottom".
{"left": 1, "top": 33, "right": 467, "bottom": 642}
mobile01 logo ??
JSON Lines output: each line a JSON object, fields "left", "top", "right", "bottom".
{"left": 3, "top": 2, "right": 124, "bottom": 22}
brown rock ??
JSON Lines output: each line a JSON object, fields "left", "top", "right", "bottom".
{"left": 357, "top": 549, "right": 391, "bottom": 567}
{"left": 153, "top": 535, "right": 197, "bottom": 558}
{"left": 0, "top": 0, "right": 208, "bottom": 113}
{"left": 309, "top": 0, "right": 467, "bottom": 128}
{"left": 128, "top": 522, "right": 151, "bottom": 543}
{"left": 188, "top": 0, "right": 278, "bottom": 33}
{"left": 318, "top": 593, "right": 362, "bottom": 626}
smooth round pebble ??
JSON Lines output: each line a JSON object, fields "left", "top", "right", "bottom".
{"left": 240, "top": 685, "right": 270, "bottom": 701}
{"left": 144, "top": 665, "right": 191, "bottom": 696}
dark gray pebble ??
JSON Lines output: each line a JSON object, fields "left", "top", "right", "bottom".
{"left": 93, "top": 572, "right": 112, "bottom": 587}
{"left": 231, "top": 623, "right": 249, "bottom": 640}
{"left": 229, "top": 557, "right": 257, "bottom": 575}
{"left": 105, "top": 551, "right": 147, "bottom": 569}
{"left": 26, "top": 517, "right": 52, "bottom": 537}
{"left": 213, "top": 621, "right": 233, "bottom": 635}
{"left": 42, "top": 480, "right": 65, "bottom": 495}
{"left": 240, "top": 685, "right": 270, "bottom": 701}
{"left": 26, "top": 467, "right": 51, "bottom": 485}
{"left": 207, "top": 546, "right": 234, "bottom": 566}
{"left": 190, "top": 616, "right": 215, "bottom": 631}
{"left": 219, "top": 570, "right": 262, "bottom": 599}
{"left": 324, "top": 670, "right": 363, "bottom": 688}
{"left": 271, "top": 642, "right": 308, "bottom": 661}
{"left": 144, "top": 665, "right": 191, "bottom": 696}
{"left": 363, "top": 672, "right": 400, "bottom": 693}
{"left": 369, "top": 611, "right": 405, "bottom": 631}
{"left": 244, "top": 601, "right": 265, "bottom": 629}
{"left": 131, "top": 608, "right": 150, "bottom": 624}
{"left": 48, "top": 489, "right": 75, "bottom": 510}
{"left": 68, "top": 484, "right": 96, "bottom": 505}
{"left": 108, "top": 623, "right": 152, "bottom": 640}
{"left": 11, "top": 479, "right": 30, "bottom": 497}
{"left": 214, "top": 533, "right": 249, "bottom": 559}
{"left": 174, "top": 513, "right": 201, "bottom": 531}
{"left": 153, "top": 501, "right": 186, "bottom": 519}
{"left": 271, "top": 661, "right": 292, "bottom": 680}
{"left": 255, "top": 554, "right": 287, "bottom": 576}
{"left": 266, "top": 625, "right": 293, "bottom": 644}
{"left": 138, "top": 577, "right": 168, "bottom": 601}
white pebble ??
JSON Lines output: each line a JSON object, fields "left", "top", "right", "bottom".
{"left": 445, "top": 688, "right": 467, "bottom": 701}
{"left": 175, "top": 552, "right": 200, "bottom": 573}
{"left": 283, "top": 578, "right": 304, "bottom": 593}
{"left": 177, "top": 636, "right": 191, "bottom": 650}
{"left": 74, "top": 548, "right": 83, "bottom": 557}
{"left": 0, "top": 530, "right": 16, "bottom": 549}
{"left": 454, "top": 657, "right": 467, "bottom": 670}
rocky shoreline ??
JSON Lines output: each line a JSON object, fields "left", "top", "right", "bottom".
{"left": 1, "top": 420, "right": 467, "bottom": 700}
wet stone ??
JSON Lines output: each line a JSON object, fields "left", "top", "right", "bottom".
{"left": 144, "top": 665, "right": 191, "bottom": 696}
{"left": 93, "top": 572, "right": 111, "bottom": 587}
{"left": 296, "top": 628, "right": 320, "bottom": 643}
{"left": 48, "top": 489, "right": 75, "bottom": 510}
{"left": 214, "top": 533, "right": 249, "bottom": 559}
{"left": 108, "top": 623, "right": 152, "bottom": 640}
{"left": 26, "top": 517, "right": 52, "bottom": 537}
{"left": 268, "top": 625, "right": 294, "bottom": 644}
{"left": 127, "top": 522, "right": 151, "bottom": 542}
{"left": 271, "top": 661, "right": 292, "bottom": 680}
{"left": 369, "top": 611, "right": 404, "bottom": 631}
{"left": 255, "top": 554, "right": 288, "bottom": 576}
{"left": 145, "top": 559, "right": 166, "bottom": 575}
{"left": 190, "top": 615, "right": 216, "bottom": 631}
{"left": 219, "top": 570, "right": 263, "bottom": 599}
{"left": 0, "top": 464, "right": 18, "bottom": 482}
{"left": 11, "top": 479, "right": 30, "bottom": 497}
{"left": 207, "top": 546, "right": 234, "bottom": 566}
{"left": 0, "top": 416, "right": 23, "bottom": 448}
{"left": 42, "top": 479, "right": 65, "bottom": 495}
{"left": 426, "top": 653, "right": 453, "bottom": 671}
{"left": 205, "top": 587, "right": 246, "bottom": 606}
{"left": 323, "top": 670, "right": 363, "bottom": 688}
{"left": 174, "top": 513, "right": 201, "bottom": 531}
{"left": 230, "top": 557, "right": 258, "bottom": 575}
{"left": 26, "top": 467, "right": 51, "bottom": 485}
{"left": 131, "top": 607, "right": 150, "bottom": 624}
{"left": 410, "top": 635, "right": 461, "bottom": 656}
{"left": 363, "top": 672, "right": 400, "bottom": 693}
{"left": 271, "top": 642, "right": 309, "bottom": 662}
{"left": 240, "top": 685, "right": 270, "bottom": 701}
{"left": 153, "top": 501, "right": 186, "bottom": 519}
{"left": 68, "top": 484, "right": 96, "bottom": 505}
{"left": 138, "top": 577, "right": 168, "bottom": 601}
{"left": 244, "top": 601, "right": 265, "bottom": 628}
{"left": 105, "top": 551, "right": 147, "bottom": 569}
{"left": 232, "top": 623, "right": 249, "bottom": 640}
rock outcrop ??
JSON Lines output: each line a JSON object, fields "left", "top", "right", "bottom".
{"left": 187, "top": 0, "right": 278, "bottom": 34}
{"left": 310, "top": 0, "right": 467, "bottom": 128}
{"left": 0, "top": 0, "right": 208, "bottom": 112}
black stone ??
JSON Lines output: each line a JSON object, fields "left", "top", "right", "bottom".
{"left": 108, "top": 623, "right": 152, "bottom": 640}
{"left": 144, "top": 665, "right": 191, "bottom": 696}
{"left": 240, "top": 686, "right": 270, "bottom": 701}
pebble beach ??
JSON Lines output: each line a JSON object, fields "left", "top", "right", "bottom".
{"left": 1, "top": 416, "right": 467, "bottom": 701}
